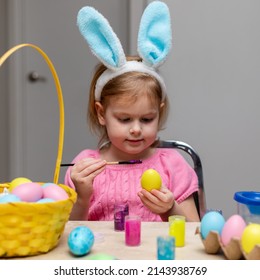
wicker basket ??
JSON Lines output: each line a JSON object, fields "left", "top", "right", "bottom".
{"left": 0, "top": 44, "right": 77, "bottom": 257}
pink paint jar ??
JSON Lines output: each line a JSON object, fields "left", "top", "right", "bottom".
{"left": 125, "top": 215, "right": 141, "bottom": 246}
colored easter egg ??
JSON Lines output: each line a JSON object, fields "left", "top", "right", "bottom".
{"left": 141, "top": 169, "right": 162, "bottom": 191}
{"left": 41, "top": 182, "right": 55, "bottom": 189}
{"left": 42, "top": 184, "right": 69, "bottom": 201}
{"left": 241, "top": 223, "right": 260, "bottom": 254}
{"left": 11, "top": 182, "right": 43, "bottom": 202}
{"left": 86, "top": 253, "right": 117, "bottom": 260}
{"left": 68, "top": 226, "right": 94, "bottom": 256}
{"left": 221, "top": 214, "right": 246, "bottom": 246}
{"left": 0, "top": 194, "right": 21, "bottom": 203}
{"left": 9, "top": 177, "right": 32, "bottom": 192}
{"left": 37, "top": 198, "right": 55, "bottom": 203}
{"left": 200, "top": 211, "right": 225, "bottom": 239}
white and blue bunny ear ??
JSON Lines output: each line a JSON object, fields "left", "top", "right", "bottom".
{"left": 138, "top": 1, "right": 172, "bottom": 68}
{"left": 77, "top": 6, "right": 126, "bottom": 70}
{"left": 77, "top": 2, "right": 172, "bottom": 101}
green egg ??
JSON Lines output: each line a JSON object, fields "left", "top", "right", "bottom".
{"left": 86, "top": 253, "right": 117, "bottom": 260}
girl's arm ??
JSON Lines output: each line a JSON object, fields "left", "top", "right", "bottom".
{"left": 70, "top": 196, "right": 91, "bottom": 220}
{"left": 160, "top": 195, "right": 200, "bottom": 222}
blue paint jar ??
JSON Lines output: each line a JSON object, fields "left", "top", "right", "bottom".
{"left": 157, "top": 236, "right": 175, "bottom": 260}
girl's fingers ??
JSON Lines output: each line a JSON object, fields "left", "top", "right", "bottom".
{"left": 71, "top": 159, "right": 107, "bottom": 187}
{"left": 138, "top": 193, "right": 164, "bottom": 213}
{"left": 138, "top": 191, "right": 162, "bottom": 208}
{"left": 87, "top": 164, "right": 106, "bottom": 179}
{"left": 73, "top": 159, "right": 106, "bottom": 176}
{"left": 140, "top": 189, "right": 159, "bottom": 203}
{"left": 138, "top": 187, "right": 174, "bottom": 214}
{"left": 150, "top": 187, "right": 173, "bottom": 203}
{"left": 140, "top": 188, "right": 171, "bottom": 204}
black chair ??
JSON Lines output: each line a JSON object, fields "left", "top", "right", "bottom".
{"left": 157, "top": 140, "right": 206, "bottom": 219}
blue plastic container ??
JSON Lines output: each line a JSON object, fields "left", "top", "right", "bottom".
{"left": 234, "top": 191, "right": 260, "bottom": 224}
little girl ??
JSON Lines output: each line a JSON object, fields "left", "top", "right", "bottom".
{"left": 65, "top": 2, "right": 200, "bottom": 222}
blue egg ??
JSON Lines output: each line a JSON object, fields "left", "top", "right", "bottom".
{"left": 200, "top": 211, "right": 225, "bottom": 239}
{"left": 41, "top": 182, "right": 55, "bottom": 189}
{"left": 68, "top": 226, "right": 94, "bottom": 256}
{"left": 37, "top": 198, "right": 55, "bottom": 203}
{"left": 0, "top": 194, "right": 21, "bottom": 203}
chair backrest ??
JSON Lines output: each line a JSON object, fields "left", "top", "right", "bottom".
{"left": 157, "top": 140, "right": 206, "bottom": 219}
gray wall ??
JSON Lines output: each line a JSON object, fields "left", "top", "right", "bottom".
{"left": 0, "top": 0, "right": 8, "bottom": 180}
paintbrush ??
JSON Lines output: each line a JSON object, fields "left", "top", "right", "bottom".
{"left": 60, "top": 159, "right": 142, "bottom": 167}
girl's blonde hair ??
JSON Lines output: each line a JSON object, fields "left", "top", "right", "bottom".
{"left": 88, "top": 56, "right": 169, "bottom": 146}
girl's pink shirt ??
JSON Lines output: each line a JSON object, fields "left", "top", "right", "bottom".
{"left": 64, "top": 148, "right": 198, "bottom": 221}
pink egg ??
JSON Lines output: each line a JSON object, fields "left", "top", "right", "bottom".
{"left": 42, "top": 184, "right": 69, "bottom": 201}
{"left": 221, "top": 214, "right": 246, "bottom": 246}
{"left": 11, "top": 182, "right": 43, "bottom": 202}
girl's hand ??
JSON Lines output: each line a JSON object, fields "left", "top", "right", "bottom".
{"left": 70, "top": 158, "right": 106, "bottom": 202}
{"left": 138, "top": 186, "right": 175, "bottom": 215}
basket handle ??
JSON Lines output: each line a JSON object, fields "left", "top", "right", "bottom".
{"left": 0, "top": 43, "right": 64, "bottom": 184}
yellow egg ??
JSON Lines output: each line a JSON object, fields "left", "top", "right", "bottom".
{"left": 241, "top": 223, "right": 260, "bottom": 254}
{"left": 9, "top": 177, "right": 32, "bottom": 192}
{"left": 140, "top": 169, "right": 162, "bottom": 191}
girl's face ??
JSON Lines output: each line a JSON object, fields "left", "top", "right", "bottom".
{"left": 96, "top": 94, "right": 162, "bottom": 160}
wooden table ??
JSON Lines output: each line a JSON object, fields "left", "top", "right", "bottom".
{"left": 18, "top": 221, "right": 224, "bottom": 260}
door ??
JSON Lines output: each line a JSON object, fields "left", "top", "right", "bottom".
{"left": 6, "top": 0, "right": 129, "bottom": 182}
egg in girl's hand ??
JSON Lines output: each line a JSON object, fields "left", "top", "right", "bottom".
{"left": 42, "top": 184, "right": 69, "bottom": 201}
{"left": 11, "top": 182, "right": 43, "bottom": 202}
{"left": 200, "top": 211, "right": 225, "bottom": 239}
{"left": 141, "top": 169, "right": 162, "bottom": 191}
{"left": 220, "top": 214, "right": 246, "bottom": 246}
{"left": 241, "top": 223, "right": 260, "bottom": 254}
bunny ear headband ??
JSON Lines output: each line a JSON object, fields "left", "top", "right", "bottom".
{"left": 77, "top": 1, "right": 172, "bottom": 101}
